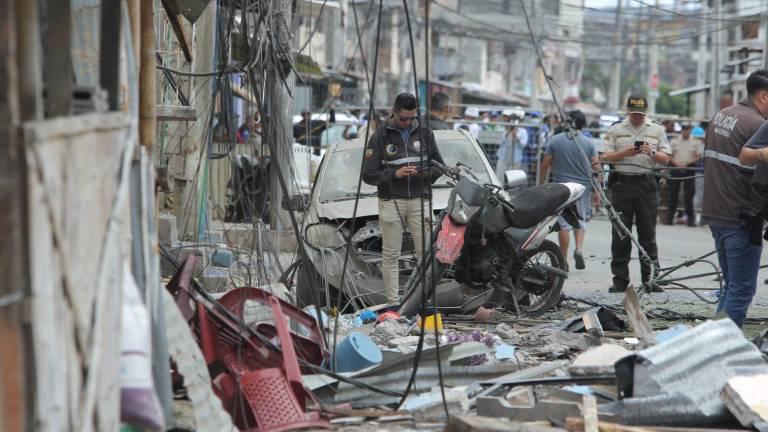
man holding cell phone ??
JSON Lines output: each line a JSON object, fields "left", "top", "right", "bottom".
{"left": 600, "top": 95, "right": 671, "bottom": 294}
{"left": 363, "top": 93, "right": 446, "bottom": 305}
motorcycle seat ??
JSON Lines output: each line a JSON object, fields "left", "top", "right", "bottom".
{"left": 505, "top": 183, "right": 571, "bottom": 228}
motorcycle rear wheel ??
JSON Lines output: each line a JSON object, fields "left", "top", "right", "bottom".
{"left": 515, "top": 239, "right": 565, "bottom": 315}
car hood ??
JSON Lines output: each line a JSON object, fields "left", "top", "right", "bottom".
{"left": 314, "top": 188, "right": 453, "bottom": 220}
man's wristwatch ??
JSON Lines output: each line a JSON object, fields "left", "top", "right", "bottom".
{"left": 650, "top": 149, "right": 657, "bottom": 158}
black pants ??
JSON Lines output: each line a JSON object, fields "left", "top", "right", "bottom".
{"left": 666, "top": 170, "right": 695, "bottom": 225}
{"left": 610, "top": 176, "right": 659, "bottom": 289}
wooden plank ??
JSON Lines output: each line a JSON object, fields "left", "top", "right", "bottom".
{"left": 156, "top": 105, "right": 197, "bottom": 121}
{"left": 44, "top": 0, "right": 72, "bottom": 117}
{"left": 24, "top": 113, "right": 131, "bottom": 431}
{"left": 582, "top": 395, "right": 599, "bottom": 432}
{"left": 0, "top": 1, "right": 29, "bottom": 430}
{"left": 99, "top": 0, "right": 121, "bottom": 110}
{"left": 15, "top": 0, "right": 43, "bottom": 121}
{"left": 622, "top": 285, "right": 656, "bottom": 348}
{"left": 161, "top": 0, "right": 193, "bottom": 62}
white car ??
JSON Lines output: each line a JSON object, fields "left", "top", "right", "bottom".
{"left": 286, "top": 129, "right": 504, "bottom": 309}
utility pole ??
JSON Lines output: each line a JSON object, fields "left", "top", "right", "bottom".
{"left": 268, "top": 0, "right": 295, "bottom": 234}
{"left": 647, "top": 0, "right": 660, "bottom": 114}
{"left": 762, "top": 6, "right": 768, "bottom": 69}
{"left": 176, "top": 2, "right": 216, "bottom": 239}
{"left": 710, "top": 0, "right": 721, "bottom": 117}
{"left": 608, "top": 0, "right": 624, "bottom": 113}
{"left": 695, "top": 1, "right": 708, "bottom": 119}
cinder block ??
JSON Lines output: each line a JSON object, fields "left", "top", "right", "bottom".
{"left": 160, "top": 242, "right": 209, "bottom": 278}
{"left": 200, "top": 267, "right": 230, "bottom": 293}
{"left": 157, "top": 213, "right": 178, "bottom": 246}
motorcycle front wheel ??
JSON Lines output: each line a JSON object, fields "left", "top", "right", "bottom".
{"left": 515, "top": 239, "right": 565, "bottom": 315}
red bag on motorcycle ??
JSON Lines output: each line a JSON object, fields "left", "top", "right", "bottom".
{"left": 435, "top": 217, "right": 467, "bottom": 264}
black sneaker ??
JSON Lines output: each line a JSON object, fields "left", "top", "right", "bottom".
{"left": 608, "top": 284, "right": 627, "bottom": 293}
{"left": 574, "top": 251, "right": 586, "bottom": 270}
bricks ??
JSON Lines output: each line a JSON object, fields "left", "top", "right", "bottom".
{"left": 157, "top": 213, "right": 178, "bottom": 246}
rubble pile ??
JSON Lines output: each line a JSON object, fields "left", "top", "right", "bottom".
{"left": 160, "top": 220, "right": 768, "bottom": 432}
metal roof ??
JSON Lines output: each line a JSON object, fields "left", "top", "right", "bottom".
{"left": 617, "top": 319, "right": 768, "bottom": 426}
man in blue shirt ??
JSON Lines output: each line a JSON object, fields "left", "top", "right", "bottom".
{"left": 539, "top": 110, "right": 600, "bottom": 270}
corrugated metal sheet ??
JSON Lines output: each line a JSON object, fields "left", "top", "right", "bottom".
{"left": 334, "top": 364, "right": 519, "bottom": 407}
{"left": 618, "top": 319, "right": 768, "bottom": 426}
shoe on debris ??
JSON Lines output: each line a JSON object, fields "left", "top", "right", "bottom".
{"left": 574, "top": 250, "right": 585, "bottom": 270}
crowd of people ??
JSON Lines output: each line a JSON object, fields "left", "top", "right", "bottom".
{"left": 355, "top": 72, "right": 768, "bottom": 327}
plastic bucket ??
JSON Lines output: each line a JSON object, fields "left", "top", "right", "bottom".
{"left": 334, "top": 332, "right": 382, "bottom": 373}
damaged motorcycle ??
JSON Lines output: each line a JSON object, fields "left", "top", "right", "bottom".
{"left": 398, "top": 160, "right": 585, "bottom": 316}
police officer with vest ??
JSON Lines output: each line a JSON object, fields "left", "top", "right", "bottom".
{"left": 702, "top": 70, "right": 768, "bottom": 327}
{"left": 601, "top": 95, "right": 671, "bottom": 293}
{"left": 363, "top": 93, "right": 446, "bottom": 305}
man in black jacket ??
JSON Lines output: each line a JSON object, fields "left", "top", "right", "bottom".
{"left": 363, "top": 93, "right": 445, "bottom": 305}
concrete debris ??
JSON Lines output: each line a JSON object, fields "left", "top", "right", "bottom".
{"left": 505, "top": 386, "right": 535, "bottom": 406}
{"left": 477, "top": 397, "right": 582, "bottom": 423}
{"left": 209, "top": 247, "right": 233, "bottom": 268}
{"left": 720, "top": 374, "right": 768, "bottom": 429}
{"left": 199, "top": 266, "right": 229, "bottom": 293}
{"left": 157, "top": 213, "right": 178, "bottom": 246}
{"left": 403, "top": 386, "right": 469, "bottom": 421}
{"left": 445, "top": 415, "right": 563, "bottom": 432}
{"left": 493, "top": 323, "right": 521, "bottom": 343}
{"left": 369, "top": 319, "right": 411, "bottom": 345}
{"left": 568, "top": 344, "right": 630, "bottom": 376}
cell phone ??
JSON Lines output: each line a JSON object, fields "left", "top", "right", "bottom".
{"left": 634, "top": 141, "right": 644, "bottom": 149}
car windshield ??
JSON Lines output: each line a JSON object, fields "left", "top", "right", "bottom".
{"left": 317, "top": 138, "right": 493, "bottom": 202}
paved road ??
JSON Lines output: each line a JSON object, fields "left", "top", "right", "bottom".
{"left": 557, "top": 216, "right": 768, "bottom": 325}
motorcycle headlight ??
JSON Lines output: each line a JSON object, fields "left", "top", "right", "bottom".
{"left": 449, "top": 193, "right": 481, "bottom": 224}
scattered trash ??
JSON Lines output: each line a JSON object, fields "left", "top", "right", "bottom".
{"left": 654, "top": 323, "right": 691, "bottom": 344}
{"left": 623, "top": 337, "right": 640, "bottom": 346}
{"left": 358, "top": 309, "right": 378, "bottom": 324}
{"left": 474, "top": 306, "right": 496, "bottom": 321}
{"left": 495, "top": 344, "right": 517, "bottom": 361}
{"left": 720, "top": 374, "right": 768, "bottom": 430}
{"left": 303, "top": 305, "right": 329, "bottom": 329}
{"left": 418, "top": 312, "right": 444, "bottom": 331}
{"left": 615, "top": 319, "right": 768, "bottom": 426}
{"left": 335, "top": 332, "right": 383, "bottom": 373}
{"left": 493, "top": 323, "right": 521, "bottom": 343}
{"left": 568, "top": 344, "right": 630, "bottom": 376}
{"left": 376, "top": 310, "right": 401, "bottom": 322}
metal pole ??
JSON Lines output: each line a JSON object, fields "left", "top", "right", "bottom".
{"left": 608, "top": 0, "right": 624, "bottom": 113}
{"left": 694, "top": 1, "right": 708, "bottom": 119}
{"left": 648, "top": 0, "right": 660, "bottom": 114}
{"left": 762, "top": 9, "right": 768, "bottom": 69}
{"left": 710, "top": 0, "right": 722, "bottom": 117}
